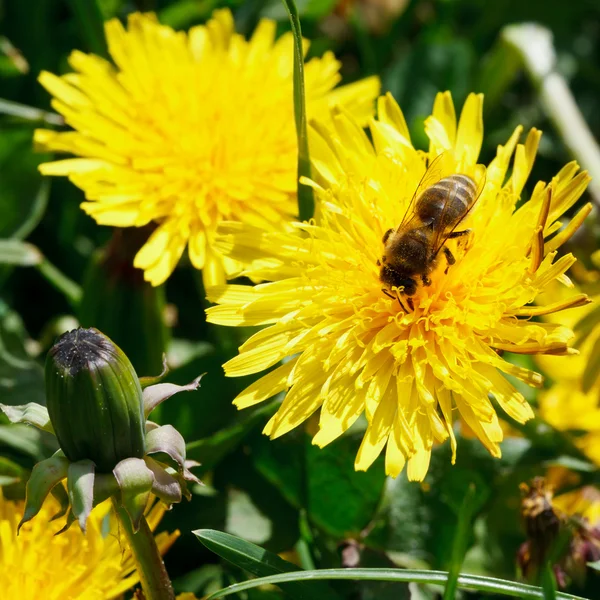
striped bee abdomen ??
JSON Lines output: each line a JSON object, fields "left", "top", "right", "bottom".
{"left": 416, "top": 174, "right": 477, "bottom": 228}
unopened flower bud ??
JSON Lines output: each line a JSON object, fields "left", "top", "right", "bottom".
{"left": 45, "top": 328, "right": 146, "bottom": 471}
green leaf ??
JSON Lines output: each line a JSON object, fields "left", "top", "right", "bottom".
{"left": 281, "top": 0, "right": 314, "bottom": 221}
{"left": 0, "top": 301, "right": 45, "bottom": 408}
{"left": 66, "top": 0, "right": 108, "bottom": 57}
{"left": 216, "top": 450, "right": 300, "bottom": 553}
{"left": 0, "top": 127, "right": 52, "bottom": 239}
{"left": 0, "top": 424, "right": 50, "bottom": 462}
{"left": 0, "top": 455, "right": 26, "bottom": 487}
{"left": 225, "top": 489, "right": 272, "bottom": 546}
{"left": 202, "top": 567, "right": 589, "bottom": 600}
{"left": 194, "top": 529, "right": 340, "bottom": 600}
{"left": 254, "top": 431, "right": 386, "bottom": 538}
{"left": 364, "top": 436, "right": 514, "bottom": 569}
{"left": 0, "top": 402, "right": 53, "bottom": 433}
{"left": 186, "top": 402, "right": 276, "bottom": 473}
{"left": 159, "top": 0, "right": 219, "bottom": 29}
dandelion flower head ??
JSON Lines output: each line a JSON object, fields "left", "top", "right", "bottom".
{"left": 34, "top": 9, "right": 379, "bottom": 286}
{"left": 206, "top": 91, "right": 591, "bottom": 481}
{"left": 0, "top": 490, "right": 178, "bottom": 599}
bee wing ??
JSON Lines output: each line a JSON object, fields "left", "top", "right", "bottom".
{"left": 398, "top": 151, "right": 456, "bottom": 230}
{"left": 431, "top": 164, "right": 487, "bottom": 259}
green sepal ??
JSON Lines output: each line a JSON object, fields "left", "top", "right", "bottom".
{"left": 54, "top": 510, "right": 77, "bottom": 536}
{"left": 113, "top": 457, "right": 154, "bottom": 532}
{"left": 145, "top": 424, "right": 186, "bottom": 472}
{"left": 49, "top": 483, "right": 70, "bottom": 522}
{"left": 67, "top": 459, "right": 95, "bottom": 533}
{"left": 93, "top": 472, "right": 120, "bottom": 504}
{"left": 19, "top": 454, "right": 69, "bottom": 533}
{"left": 144, "top": 456, "right": 182, "bottom": 505}
{"left": 143, "top": 375, "right": 204, "bottom": 418}
{"left": 139, "top": 354, "right": 168, "bottom": 389}
{"left": 0, "top": 402, "right": 54, "bottom": 433}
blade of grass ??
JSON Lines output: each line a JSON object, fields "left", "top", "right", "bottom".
{"left": 67, "top": 0, "right": 108, "bottom": 58}
{"left": 281, "top": 0, "right": 314, "bottom": 221}
{"left": 443, "top": 483, "right": 478, "bottom": 600}
{"left": 36, "top": 258, "right": 82, "bottom": 308}
{"left": 194, "top": 529, "right": 341, "bottom": 600}
{"left": 0, "top": 98, "right": 63, "bottom": 126}
{"left": 12, "top": 180, "right": 51, "bottom": 241}
{"left": 541, "top": 563, "right": 557, "bottom": 600}
{"left": 202, "top": 567, "right": 589, "bottom": 600}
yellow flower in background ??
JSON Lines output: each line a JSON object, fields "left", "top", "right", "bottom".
{"left": 0, "top": 490, "right": 178, "bottom": 599}
{"left": 554, "top": 485, "right": 600, "bottom": 526}
{"left": 34, "top": 9, "right": 379, "bottom": 287}
{"left": 538, "top": 279, "right": 600, "bottom": 465}
{"left": 206, "top": 91, "right": 591, "bottom": 481}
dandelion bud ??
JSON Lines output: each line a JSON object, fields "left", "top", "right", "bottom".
{"left": 45, "top": 328, "right": 146, "bottom": 472}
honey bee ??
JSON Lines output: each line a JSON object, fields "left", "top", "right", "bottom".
{"left": 379, "top": 152, "right": 484, "bottom": 305}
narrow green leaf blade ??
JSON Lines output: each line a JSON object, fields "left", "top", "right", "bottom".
{"left": 281, "top": 0, "right": 314, "bottom": 221}
{"left": 194, "top": 529, "right": 340, "bottom": 600}
{"left": 0, "top": 239, "right": 42, "bottom": 266}
{"left": 67, "top": 0, "right": 108, "bottom": 57}
{"left": 201, "top": 567, "right": 589, "bottom": 600}
{"left": 443, "top": 483, "right": 479, "bottom": 600}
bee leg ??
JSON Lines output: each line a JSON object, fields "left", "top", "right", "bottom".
{"left": 443, "top": 246, "right": 456, "bottom": 274}
{"left": 421, "top": 274, "right": 432, "bottom": 287}
{"left": 382, "top": 288, "right": 394, "bottom": 299}
{"left": 448, "top": 229, "right": 471, "bottom": 239}
{"left": 382, "top": 229, "right": 394, "bottom": 244}
{"left": 406, "top": 297, "right": 414, "bottom": 311}
{"left": 443, "top": 246, "right": 456, "bottom": 265}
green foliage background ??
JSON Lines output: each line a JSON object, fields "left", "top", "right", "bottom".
{"left": 1, "top": 0, "right": 600, "bottom": 598}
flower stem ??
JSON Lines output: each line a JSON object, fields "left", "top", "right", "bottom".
{"left": 503, "top": 23, "right": 600, "bottom": 206}
{"left": 112, "top": 499, "right": 175, "bottom": 600}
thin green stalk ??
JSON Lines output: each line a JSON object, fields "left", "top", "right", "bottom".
{"left": 36, "top": 258, "right": 82, "bottom": 308}
{"left": 0, "top": 98, "right": 63, "bottom": 125}
{"left": 112, "top": 499, "right": 175, "bottom": 600}
{"left": 281, "top": 0, "right": 314, "bottom": 221}
{"left": 541, "top": 563, "right": 557, "bottom": 600}
{"left": 204, "top": 568, "right": 589, "bottom": 600}
{"left": 503, "top": 23, "right": 600, "bottom": 206}
{"left": 12, "top": 180, "right": 51, "bottom": 241}
{"left": 443, "top": 483, "right": 478, "bottom": 600}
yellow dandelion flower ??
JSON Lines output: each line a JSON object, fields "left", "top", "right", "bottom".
{"left": 0, "top": 490, "right": 178, "bottom": 599}
{"left": 554, "top": 486, "right": 600, "bottom": 526}
{"left": 538, "top": 281, "right": 600, "bottom": 465}
{"left": 206, "top": 91, "right": 591, "bottom": 481}
{"left": 34, "top": 9, "right": 379, "bottom": 287}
